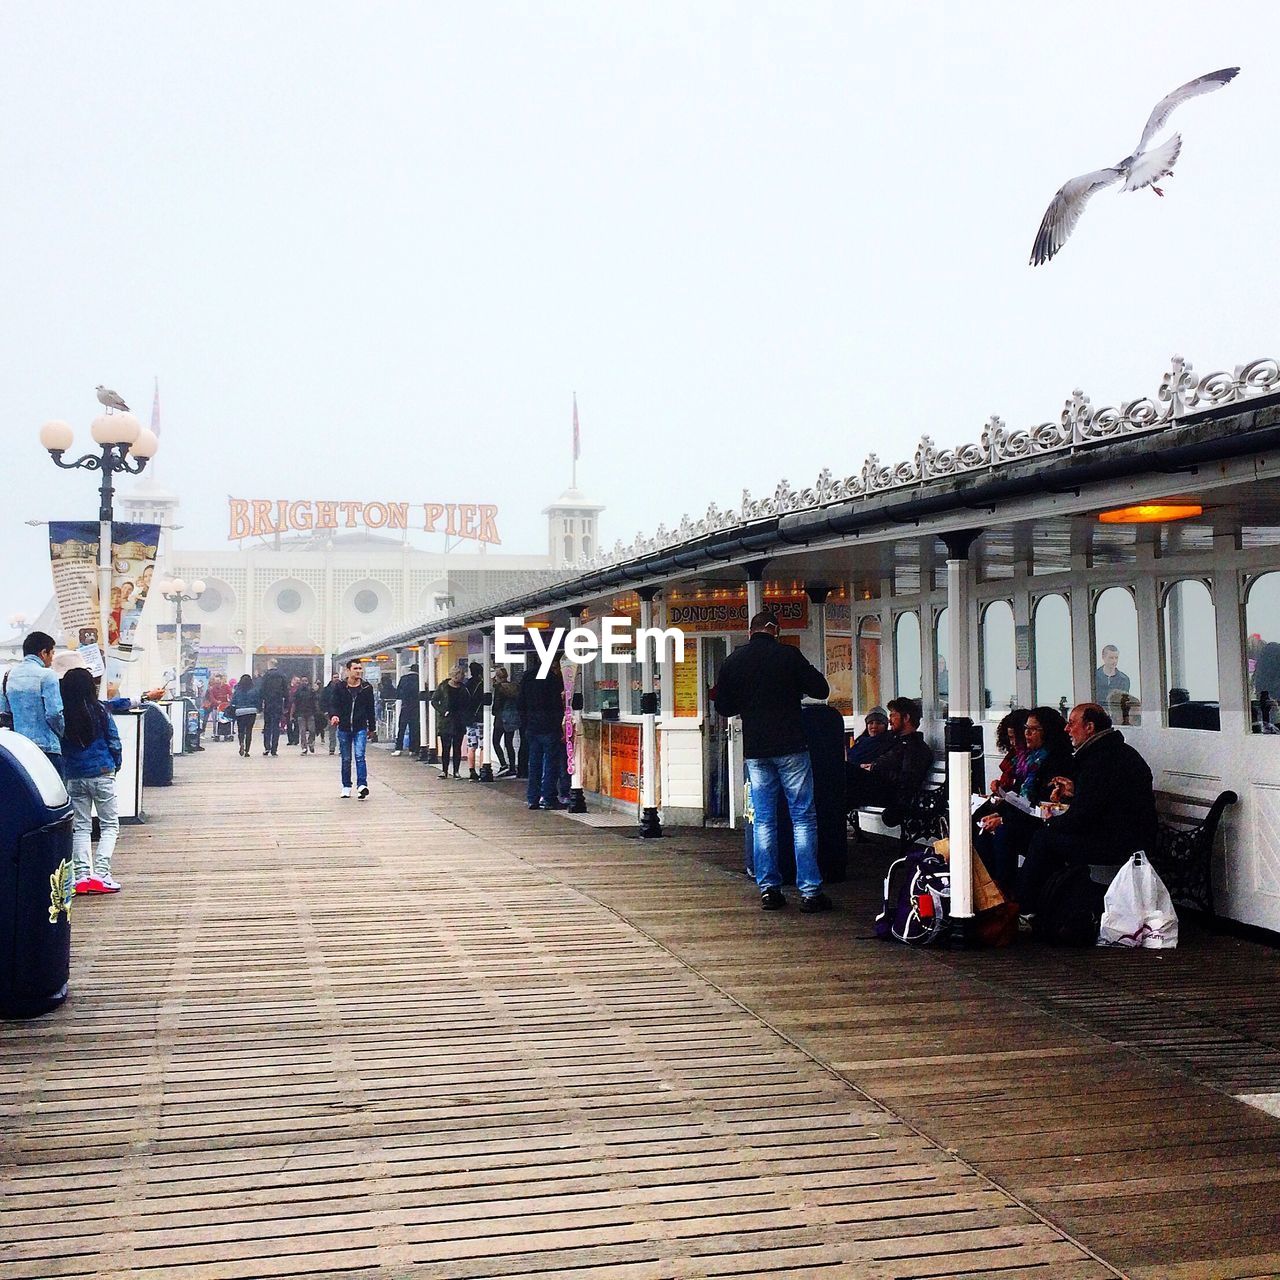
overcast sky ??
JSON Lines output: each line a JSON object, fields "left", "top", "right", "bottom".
{"left": 1, "top": 0, "right": 1274, "bottom": 621}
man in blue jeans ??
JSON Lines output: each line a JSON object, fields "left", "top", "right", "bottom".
{"left": 0, "top": 630, "right": 65, "bottom": 778}
{"left": 714, "top": 611, "right": 832, "bottom": 912}
{"left": 328, "top": 659, "right": 377, "bottom": 800}
{"left": 518, "top": 652, "right": 567, "bottom": 810}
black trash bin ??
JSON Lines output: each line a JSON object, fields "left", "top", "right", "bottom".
{"left": 0, "top": 729, "right": 74, "bottom": 1019}
{"left": 142, "top": 702, "right": 174, "bottom": 787}
{"left": 742, "top": 702, "right": 849, "bottom": 885}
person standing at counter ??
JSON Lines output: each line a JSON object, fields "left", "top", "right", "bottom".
{"left": 60, "top": 667, "right": 123, "bottom": 895}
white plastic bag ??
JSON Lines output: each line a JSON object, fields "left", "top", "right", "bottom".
{"left": 1098, "top": 851, "right": 1179, "bottom": 949}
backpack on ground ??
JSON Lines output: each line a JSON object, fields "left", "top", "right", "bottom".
{"left": 1034, "top": 862, "right": 1109, "bottom": 946}
{"left": 875, "top": 849, "right": 951, "bottom": 945}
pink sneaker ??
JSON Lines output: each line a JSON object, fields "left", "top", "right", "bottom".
{"left": 83, "top": 877, "right": 121, "bottom": 894}
{"left": 74, "top": 878, "right": 96, "bottom": 895}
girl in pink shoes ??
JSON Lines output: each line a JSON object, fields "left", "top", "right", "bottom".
{"left": 60, "top": 667, "right": 123, "bottom": 895}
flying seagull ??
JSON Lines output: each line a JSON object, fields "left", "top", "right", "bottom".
{"left": 95, "top": 385, "right": 130, "bottom": 413}
{"left": 1030, "top": 66, "right": 1239, "bottom": 267}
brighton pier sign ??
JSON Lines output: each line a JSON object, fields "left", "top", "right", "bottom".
{"left": 228, "top": 497, "right": 501, "bottom": 544}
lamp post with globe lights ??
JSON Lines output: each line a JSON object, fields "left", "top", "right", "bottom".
{"left": 158, "top": 578, "right": 205, "bottom": 695}
{"left": 39, "top": 403, "right": 160, "bottom": 658}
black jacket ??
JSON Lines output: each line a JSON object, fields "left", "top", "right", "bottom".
{"left": 867, "top": 730, "right": 935, "bottom": 799}
{"left": 1051, "top": 728, "right": 1158, "bottom": 862}
{"left": 330, "top": 680, "right": 376, "bottom": 734}
{"left": 713, "top": 633, "right": 829, "bottom": 759}
{"left": 259, "top": 669, "right": 289, "bottom": 709}
{"left": 519, "top": 667, "right": 565, "bottom": 736}
{"left": 431, "top": 681, "right": 470, "bottom": 739}
{"left": 394, "top": 672, "right": 419, "bottom": 707}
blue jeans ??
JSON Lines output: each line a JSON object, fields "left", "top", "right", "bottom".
{"left": 746, "top": 751, "right": 821, "bottom": 898}
{"left": 526, "top": 732, "right": 560, "bottom": 806}
{"left": 338, "top": 729, "right": 368, "bottom": 788}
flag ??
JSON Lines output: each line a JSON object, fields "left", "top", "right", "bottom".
{"left": 572, "top": 393, "right": 580, "bottom": 462}
{"left": 150, "top": 378, "right": 161, "bottom": 436}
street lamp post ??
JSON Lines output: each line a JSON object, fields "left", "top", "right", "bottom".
{"left": 158, "top": 578, "right": 205, "bottom": 695}
{"left": 39, "top": 405, "right": 160, "bottom": 655}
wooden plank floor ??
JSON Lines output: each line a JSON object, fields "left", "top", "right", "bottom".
{"left": 0, "top": 749, "right": 1270, "bottom": 1279}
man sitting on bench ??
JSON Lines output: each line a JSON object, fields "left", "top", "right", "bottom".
{"left": 845, "top": 697, "right": 934, "bottom": 821}
{"left": 1015, "top": 701, "right": 1159, "bottom": 916}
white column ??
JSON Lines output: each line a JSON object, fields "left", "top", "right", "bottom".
{"left": 944, "top": 541, "right": 977, "bottom": 923}
{"left": 425, "top": 640, "right": 439, "bottom": 762}
{"left": 1211, "top": 537, "right": 1247, "bottom": 738}
{"left": 567, "top": 608, "right": 587, "bottom": 812}
{"left": 417, "top": 636, "right": 430, "bottom": 757}
{"left": 480, "top": 630, "right": 494, "bottom": 781}
{"left": 638, "top": 589, "right": 661, "bottom": 836}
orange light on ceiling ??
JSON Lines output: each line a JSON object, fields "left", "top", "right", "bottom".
{"left": 1098, "top": 503, "right": 1203, "bottom": 524}
{"left": 526, "top": 620, "right": 550, "bottom": 629}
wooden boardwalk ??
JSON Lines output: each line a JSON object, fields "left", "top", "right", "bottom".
{"left": 2, "top": 747, "right": 1277, "bottom": 1279}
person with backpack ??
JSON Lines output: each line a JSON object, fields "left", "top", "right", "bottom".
{"left": 228, "top": 672, "right": 263, "bottom": 756}
{"left": 328, "top": 658, "right": 377, "bottom": 799}
{"left": 59, "top": 667, "right": 123, "bottom": 894}
{"left": 714, "top": 610, "right": 832, "bottom": 912}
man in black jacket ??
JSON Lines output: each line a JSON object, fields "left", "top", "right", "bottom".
{"left": 328, "top": 658, "right": 377, "bottom": 799}
{"left": 714, "top": 611, "right": 831, "bottom": 912}
{"left": 392, "top": 663, "right": 420, "bottom": 757}
{"left": 845, "top": 697, "right": 935, "bottom": 818}
{"left": 258, "top": 661, "right": 289, "bottom": 756}
{"left": 1015, "top": 702, "right": 1158, "bottom": 914}
{"left": 519, "top": 653, "right": 566, "bottom": 810}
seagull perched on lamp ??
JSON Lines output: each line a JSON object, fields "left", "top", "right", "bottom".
{"left": 95, "top": 385, "right": 130, "bottom": 413}
{"left": 1030, "top": 66, "right": 1239, "bottom": 267}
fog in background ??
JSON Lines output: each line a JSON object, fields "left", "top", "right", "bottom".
{"left": 2, "top": 0, "right": 1275, "bottom": 618}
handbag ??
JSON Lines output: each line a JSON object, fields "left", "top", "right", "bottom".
{"left": 0, "top": 671, "right": 11, "bottom": 729}
{"left": 1098, "top": 851, "right": 1179, "bottom": 949}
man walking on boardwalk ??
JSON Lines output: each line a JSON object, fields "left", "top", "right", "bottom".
{"left": 258, "top": 659, "right": 288, "bottom": 757}
{"left": 714, "top": 610, "right": 832, "bottom": 912}
{"left": 329, "top": 658, "right": 377, "bottom": 800}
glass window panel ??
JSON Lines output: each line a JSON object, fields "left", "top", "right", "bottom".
{"left": 1246, "top": 572, "right": 1280, "bottom": 733}
{"left": 935, "top": 608, "right": 949, "bottom": 719}
{"left": 894, "top": 612, "right": 921, "bottom": 699}
{"left": 1161, "top": 579, "right": 1219, "bottom": 730}
{"left": 981, "top": 600, "right": 1016, "bottom": 721}
{"left": 856, "top": 615, "right": 882, "bottom": 712}
{"left": 1033, "top": 594, "right": 1072, "bottom": 716}
{"left": 1092, "top": 586, "right": 1141, "bottom": 726}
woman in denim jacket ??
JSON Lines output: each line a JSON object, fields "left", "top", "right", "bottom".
{"left": 60, "top": 667, "right": 124, "bottom": 895}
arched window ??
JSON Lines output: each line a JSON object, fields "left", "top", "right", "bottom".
{"left": 856, "top": 616, "right": 882, "bottom": 711}
{"left": 1245, "top": 572, "right": 1280, "bottom": 733}
{"left": 981, "top": 600, "right": 1016, "bottom": 720}
{"left": 934, "top": 607, "right": 949, "bottom": 719}
{"left": 1033, "top": 594, "right": 1072, "bottom": 715}
{"left": 1092, "top": 586, "right": 1141, "bottom": 725}
{"left": 563, "top": 534, "right": 574, "bottom": 561}
{"left": 1161, "top": 579, "right": 1219, "bottom": 730}
{"left": 894, "top": 612, "right": 921, "bottom": 700}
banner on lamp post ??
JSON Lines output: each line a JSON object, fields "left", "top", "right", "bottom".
{"left": 110, "top": 523, "right": 161, "bottom": 653}
{"left": 48, "top": 521, "right": 101, "bottom": 647}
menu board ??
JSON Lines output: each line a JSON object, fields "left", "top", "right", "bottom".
{"left": 825, "top": 634, "right": 853, "bottom": 713}
{"left": 608, "top": 723, "right": 641, "bottom": 804}
{"left": 672, "top": 636, "right": 699, "bottom": 717}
